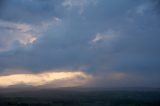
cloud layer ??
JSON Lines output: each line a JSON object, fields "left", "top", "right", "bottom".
{"left": 0, "top": 0, "right": 160, "bottom": 88}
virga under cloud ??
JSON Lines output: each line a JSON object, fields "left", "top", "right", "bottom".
{"left": 0, "top": 0, "right": 160, "bottom": 88}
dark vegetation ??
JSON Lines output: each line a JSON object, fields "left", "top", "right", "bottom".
{"left": 0, "top": 88, "right": 160, "bottom": 106}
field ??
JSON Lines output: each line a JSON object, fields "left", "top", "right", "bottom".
{"left": 0, "top": 88, "right": 160, "bottom": 106}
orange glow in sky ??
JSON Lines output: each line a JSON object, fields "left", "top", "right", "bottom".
{"left": 0, "top": 71, "right": 92, "bottom": 88}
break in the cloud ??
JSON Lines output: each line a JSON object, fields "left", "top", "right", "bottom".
{"left": 0, "top": 70, "right": 92, "bottom": 88}
{"left": 0, "top": 0, "right": 160, "bottom": 88}
{"left": 0, "top": 17, "right": 61, "bottom": 52}
{"left": 0, "top": 20, "right": 37, "bottom": 51}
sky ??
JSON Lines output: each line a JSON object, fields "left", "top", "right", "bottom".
{"left": 0, "top": 0, "right": 160, "bottom": 88}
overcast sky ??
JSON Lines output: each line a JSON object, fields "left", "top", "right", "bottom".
{"left": 0, "top": 0, "right": 160, "bottom": 88}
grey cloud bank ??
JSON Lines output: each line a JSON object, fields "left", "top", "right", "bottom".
{"left": 0, "top": 0, "right": 160, "bottom": 88}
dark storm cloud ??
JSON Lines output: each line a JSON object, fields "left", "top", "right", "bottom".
{"left": 0, "top": 0, "right": 63, "bottom": 24}
{"left": 0, "top": 0, "right": 160, "bottom": 87}
{"left": 150, "top": 0, "right": 160, "bottom": 13}
{"left": 0, "top": 0, "right": 8, "bottom": 9}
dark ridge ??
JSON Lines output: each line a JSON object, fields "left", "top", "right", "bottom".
{"left": 0, "top": 87, "right": 160, "bottom": 106}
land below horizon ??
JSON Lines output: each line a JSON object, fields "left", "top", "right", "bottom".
{"left": 0, "top": 87, "right": 160, "bottom": 106}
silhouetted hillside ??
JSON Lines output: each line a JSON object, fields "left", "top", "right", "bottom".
{"left": 0, "top": 87, "right": 160, "bottom": 106}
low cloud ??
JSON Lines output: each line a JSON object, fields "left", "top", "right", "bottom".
{"left": 0, "top": 70, "right": 92, "bottom": 88}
